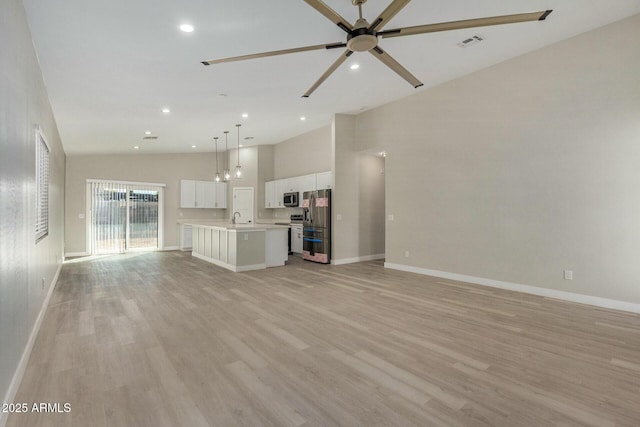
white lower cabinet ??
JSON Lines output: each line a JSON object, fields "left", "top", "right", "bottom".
{"left": 291, "top": 225, "right": 303, "bottom": 254}
{"left": 180, "top": 224, "right": 193, "bottom": 250}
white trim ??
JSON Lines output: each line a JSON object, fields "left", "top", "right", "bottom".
{"left": 161, "top": 246, "right": 180, "bottom": 251}
{"left": 64, "top": 251, "right": 90, "bottom": 259}
{"left": 86, "top": 178, "right": 166, "bottom": 187}
{"left": 332, "top": 253, "right": 385, "bottom": 265}
{"left": 232, "top": 186, "right": 255, "bottom": 224}
{"left": 192, "top": 252, "right": 265, "bottom": 272}
{"left": 1, "top": 263, "right": 62, "bottom": 427}
{"left": 384, "top": 263, "right": 640, "bottom": 314}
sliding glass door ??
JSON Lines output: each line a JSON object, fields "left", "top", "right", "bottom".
{"left": 89, "top": 180, "right": 164, "bottom": 254}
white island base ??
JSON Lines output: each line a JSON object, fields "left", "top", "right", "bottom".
{"left": 190, "top": 223, "right": 289, "bottom": 272}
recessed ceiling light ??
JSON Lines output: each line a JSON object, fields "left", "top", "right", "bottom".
{"left": 144, "top": 131, "right": 151, "bottom": 135}
{"left": 134, "top": 146, "right": 139, "bottom": 150}
{"left": 239, "top": 145, "right": 244, "bottom": 148}
{"left": 300, "top": 116, "right": 306, "bottom": 121}
{"left": 350, "top": 64, "right": 360, "bottom": 70}
{"left": 161, "top": 108, "right": 171, "bottom": 114}
{"left": 242, "top": 113, "right": 248, "bottom": 118}
{"left": 191, "top": 145, "right": 196, "bottom": 148}
{"left": 179, "top": 24, "right": 194, "bottom": 33}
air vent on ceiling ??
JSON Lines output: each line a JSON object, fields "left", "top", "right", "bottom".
{"left": 457, "top": 35, "right": 484, "bottom": 48}
{"left": 142, "top": 136, "right": 158, "bottom": 140}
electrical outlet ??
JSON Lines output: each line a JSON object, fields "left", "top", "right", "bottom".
{"left": 404, "top": 250, "right": 410, "bottom": 258}
{"left": 337, "top": 214, "right": 342, "bottom": 221}
{"left": 564, "top": 270, "right": 573, "bottom": 280}
{"left": 244, "top": 233, "right": 249, "bottom": 241}
{"left": 388, "top": 214, "right": 394, "bottom": 221}
{"left": 258, "top": 211, "right": 262, "bottom": 217}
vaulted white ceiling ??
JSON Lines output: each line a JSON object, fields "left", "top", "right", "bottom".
{"left": 23, "top": 0, "right": 640, "bottom": 154}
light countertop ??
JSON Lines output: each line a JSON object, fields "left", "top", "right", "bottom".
{"left": 180, "top": 220, "right": 290, "bottom": 231}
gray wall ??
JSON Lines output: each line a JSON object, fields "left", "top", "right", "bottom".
{"left": 332, "top": 115, "right": 386, "bottom": 262}
{"left": 350, "top": 14, "right": 640, "bottom": 304}
{"left": 273, "top": 126, "right": 331, "bottom": 179}
{"left": 65, "top": 153, "right": 227, "bottom": 253}
{"left": 0, "top": 0, "right": 65, "bottom": 409}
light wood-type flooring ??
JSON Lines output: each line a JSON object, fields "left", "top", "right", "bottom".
{"left": 7, "top": 251, "right": 640, "bottom": 426}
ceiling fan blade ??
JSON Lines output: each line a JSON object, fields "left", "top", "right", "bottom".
{"left": 201, "top": 42, "right": 347, "bottom": 65}
{"left": 370, "top": 47, "right": 423, "bottom": 88}
{"left": 368, "top": 0, "right": 412, "bottom": 32}
{"left": 304, "top": 0, "right": 353, "bottom": 33}
{"left": 378, "top": 10, "right": 552, "bottom": 39}
{"left": 303, "top": 49, "right": 353, "bottom": 98}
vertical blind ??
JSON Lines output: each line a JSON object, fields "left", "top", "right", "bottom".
{"left": 35, "top": 131, "right": 50, "bottom": 242}
{"left": 89, "top": 180, "right": 163, "bottom": 254}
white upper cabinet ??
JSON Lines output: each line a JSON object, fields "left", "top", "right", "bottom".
{"left": 180, "top": 180, "right": 226, "bottom": 208}
{"left": 299, "top": 174, "right": 317, "bottom": 195}
{"left": 264, "top": 181, "right": 275, "bottom": 208}
{"left": 201, "top": 181, "right": 215, "bottom": 208}
{"left": 264, "top": 171, "right": 332, "bottom": 208}
{"left": 274, "top": 179, "right": 285, "bottom": 208}
{"left": 180, "top": 180, "right": 197, "bottom": 208}
{"left": 282, "top": 177, "right": 300, "bottom": 194}
{"left": 316, "top": 171, "right": 332, "bottom": 189}
{"left": 214, "top": 182, "right": 227, "bottom": 209}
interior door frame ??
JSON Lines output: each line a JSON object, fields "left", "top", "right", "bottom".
{"left": 86, "top": 179, "right": 165, "bottom": 254}
{"left": 232, "top": 186, "right": 254, "bottom": 224}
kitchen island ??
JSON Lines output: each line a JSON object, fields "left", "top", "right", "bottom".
{"left": 185, "top": 221, "right": 289, "bottom": 272}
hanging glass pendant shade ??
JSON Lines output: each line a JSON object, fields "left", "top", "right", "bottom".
{"left": 223, "top": 131, "right": 231, "bottom": 181}
{"left": 235, "top": 124, "right": 242, "bottom": 178}
{"left": 214, "top": 136, "right": 221, "bottom": 182}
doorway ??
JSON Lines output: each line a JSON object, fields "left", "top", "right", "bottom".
{"left": 88, "top": 180, "right": 165, "bottom": 254}
{"left": 232, "top": 187, "right": 254, "bottom": 224}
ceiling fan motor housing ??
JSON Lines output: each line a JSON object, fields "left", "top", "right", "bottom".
{"left": 347, "top": 21, "right": 378, "bottom": 52}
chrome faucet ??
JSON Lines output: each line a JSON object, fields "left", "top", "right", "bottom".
{"left": 232, "top": 211, "right": 241, "bottom": 224}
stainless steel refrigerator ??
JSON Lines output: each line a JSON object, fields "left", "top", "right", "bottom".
{"left": 302, "top": 189, "right": 331, "bottom": 264}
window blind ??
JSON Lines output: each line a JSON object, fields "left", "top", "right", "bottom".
{"left": 35, "top": 132, "right": 50, "bottom": 242}
{"left": 89, "top": 180, "right": 162, "bottom": 254}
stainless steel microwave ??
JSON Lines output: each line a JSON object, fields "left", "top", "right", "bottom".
{"left": 283, "top": 192, "right": 299, "bottom": 207}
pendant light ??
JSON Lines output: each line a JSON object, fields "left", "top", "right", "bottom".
{"left": 235, "top": 124, "right": 242, "bottom": 178}
{"left": 213, "top": 136, "right": 221, "bottom": 182}
{"left": 223, "top": 131, "right": 230, "bottom": 181}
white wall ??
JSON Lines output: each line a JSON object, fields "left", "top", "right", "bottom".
{"left": 0, "top": 0, "right": 65, "bottom": 416}
{"left": 352, "top": 14, "right": 640, "bottom": 305}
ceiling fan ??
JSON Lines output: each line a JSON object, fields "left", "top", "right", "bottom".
{"left": 202, "top": 0, "right": 552, "bottom": 97}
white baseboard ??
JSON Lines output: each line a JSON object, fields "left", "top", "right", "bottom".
{"left": 1, "top": 262, "right": 62, "bottom": 427}
{"left": 161, "top": 246, "right": 179, "bottom": 251}
{"left": 384, "top": 263, "right": 640, "bottom": 314}
{"left": 64, "top": 251, "right": 90, "bottom": 259}
{"left": 332, "top": 253, "right": 385, "bottom": 266}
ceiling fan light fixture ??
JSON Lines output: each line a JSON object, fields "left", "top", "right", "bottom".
{"left": 347, "top": 34, "right": 378, "bottom": 52}
{"left": 179, "top": 24, "right": 194, "bottom": 33}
